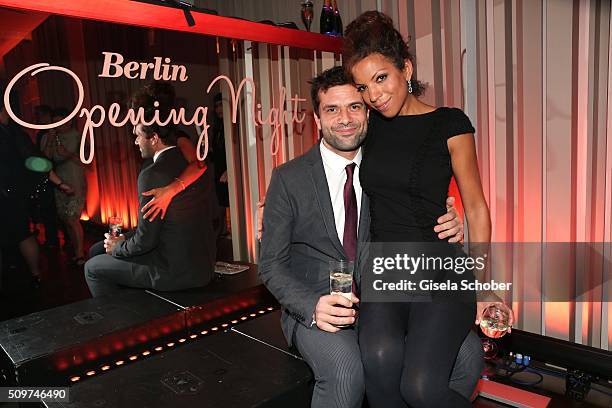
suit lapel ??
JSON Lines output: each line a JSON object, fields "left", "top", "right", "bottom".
{"left": 307, "top": 146, "right": 346, "bottom": 258}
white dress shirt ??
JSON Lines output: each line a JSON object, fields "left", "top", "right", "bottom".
{"left": 153, "top": 145, "right": 177, "bottom": 163}
{"left": 319, "top": 141, "right": 363, "bottom": 243}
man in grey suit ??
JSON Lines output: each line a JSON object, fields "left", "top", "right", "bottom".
{"left": 84, "top": 112, "right": 215, "bottom": 297}
{"left": 259, "top": 66, "right": 483, "bottom": 408}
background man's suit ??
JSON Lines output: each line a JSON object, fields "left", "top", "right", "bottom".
{"left": 85, "top": 147, "right": 215, "bottom": 296}
{"left": 259, "top": 143, "right": 483, "bottom": 408}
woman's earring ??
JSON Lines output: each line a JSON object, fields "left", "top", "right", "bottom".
{"left": 407, "top": 79, "right": 413, "bottom": 94}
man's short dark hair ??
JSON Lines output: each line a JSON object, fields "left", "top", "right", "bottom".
{"left": 309, "top": 66, "right": 350, "bottom": 115}
{"left": 131, "top": 82, "right": 177, "bottom": 146}
{"left": 130, "top": 81, "right": 176, "bottom": 111}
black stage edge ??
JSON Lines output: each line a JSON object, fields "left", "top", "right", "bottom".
{"left": 44, "top": 329, "right": 312, "bottom": 408}
{"left": 0, "top": 291, "right": 183, "bottom": 386}
{"left": 148, "top": 264, "right": 280, "bottom": 336}
{"left": 231, "top": 310, "right": 301, "bottom": 360}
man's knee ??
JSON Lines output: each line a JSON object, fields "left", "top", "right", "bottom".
{"left": 313, "top": 344, "right": 363, "bottom": 386}
{"left": 316, "top": 353, "right": 364, "bottom": 408}
{"left": 450, "top": 330, "right": 484, "bottom": 398}
{"left": 297, "top": 330, "right": 364, "bottom": 408}
{"left": 331, "top": 352, "right": 364, "bottom": 390}
{"left": 84, "top": 255, "right": 104, "bottom": 282}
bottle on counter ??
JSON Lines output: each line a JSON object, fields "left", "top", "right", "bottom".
{"left": 332, "top": 0, "right": 343, "bottom": 36}
{"left": 319, "top": 0, "right": 334, "bottom": 35}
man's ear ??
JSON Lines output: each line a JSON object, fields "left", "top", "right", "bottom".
{"left": 150, "top": 132, "right": 160, "bottom": 145}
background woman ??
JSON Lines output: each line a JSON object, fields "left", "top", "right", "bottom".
{"left": 42, "top": 108, "right": 87, "bottom": 266}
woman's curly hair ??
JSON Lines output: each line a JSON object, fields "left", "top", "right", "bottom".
{"left": 343, "top": 11, "right": 425, "bottom": 96}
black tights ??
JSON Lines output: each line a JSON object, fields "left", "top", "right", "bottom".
{"left": 359, "top": 300, "right": 475, "bottom": 408}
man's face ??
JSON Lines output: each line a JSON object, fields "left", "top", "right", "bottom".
{"left": 133, "top": 123, "right": 155, "bottom": 159}
{"left": 318, "top": 84, "right": 368, "bottom": 155}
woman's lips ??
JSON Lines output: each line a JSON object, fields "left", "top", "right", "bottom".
{"left": 375, "top": 99, "right": 390, "bottom": 111}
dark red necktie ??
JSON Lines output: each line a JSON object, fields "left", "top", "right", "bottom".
{"left": 343, "top": 163, "right": 357, "bottom": 261}
{"left": 343, "top": 163, "right": 358, "bottom": 295}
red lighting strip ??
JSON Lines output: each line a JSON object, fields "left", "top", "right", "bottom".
{"left": 0, "top": 0, "right": 342, "bottom": 53}
{"left": 68, "top": 305, "right": 279, "bottom": 383}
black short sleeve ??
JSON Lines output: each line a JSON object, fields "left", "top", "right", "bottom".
{"left": 441, "top": 107, "right": 475, "bottom": 139}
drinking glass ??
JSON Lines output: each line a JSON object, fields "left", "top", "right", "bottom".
{"left": 329, "top": 260, "right": 353, "bottom": 300}
{"left": 108, "top": 216, "right": 123, "bottom": 238}
{"left": 329, "top": 259, "right": 354, "bottom": 327}
{"left": 479, "top": 304, "right": 511, "bottom": 339}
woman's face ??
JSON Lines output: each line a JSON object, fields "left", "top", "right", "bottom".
{"left": 350, "top": 53, "right": 413, "bottom": 118}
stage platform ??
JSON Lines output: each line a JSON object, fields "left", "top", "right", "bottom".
{"left": 0, "top": 290, "right": 183, "bottom": 386}
{"left": 0, "top": 265, "right": 279, "bottom": 387}
{"left": 43, "top": 329, "right": 312, "bottom": 408}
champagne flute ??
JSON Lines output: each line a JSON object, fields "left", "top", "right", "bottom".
{"left": 301, "top": 1, "right": 314, "bottom": 32}
{"left": 329, "top": 260, "right": 354, "bottom": 328}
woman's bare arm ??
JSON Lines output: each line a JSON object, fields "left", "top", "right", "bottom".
{"left": 448, "top": 133, "right": 514, "bottom": 330}
{"left": 141, "top": 136, "right": 207, "bottom": 221}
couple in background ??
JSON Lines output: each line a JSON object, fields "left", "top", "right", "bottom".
{"left": 259, "top": 11, "right": 512, "bottom": 408}
{"left": 84, "top": 83, "right": 215, "bottom": 297}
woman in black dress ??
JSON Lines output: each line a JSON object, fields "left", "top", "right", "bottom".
{"left": 343, "top": 11, "right": 511, "bottom": 407}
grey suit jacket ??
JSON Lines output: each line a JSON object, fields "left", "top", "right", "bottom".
{"left": 112, "top": 147, "right": 216, "bottom": 291}
{"left": 259, "top": 144, "right": 370, "bottom": 346}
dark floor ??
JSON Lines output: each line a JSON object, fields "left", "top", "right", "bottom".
{"left": 0, "top": 222, "right": 233, "bottom": 322}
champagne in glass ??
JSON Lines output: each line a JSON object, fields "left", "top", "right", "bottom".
{"left": 329, "top": 260, "right": 354, "bottom": 328}
{"left": 329, "top": 260, "right": 354, "bottom": 327}
{"left": 330, "top": 272, "right": 353, "bottom": 299}
{"left": 479, "top": 304, "right": 510, "bottom": 339}
{"left": 108, "top": 216, "right": 123, "bottom": 238}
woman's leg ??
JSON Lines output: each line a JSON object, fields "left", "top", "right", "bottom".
{"left": 359, "top": 302, "right": 409, "bottom": 408}
{"left": 19, "top": 235, "right": 40, "bottom": 278}
{"left": 63, "top": 216, "right": 84, "bottom": 260}
{"left": 400, "top": 300, "right": 475, "bottom": 408}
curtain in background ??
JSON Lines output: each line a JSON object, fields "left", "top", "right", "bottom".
{"left": 372, "top": 0, "right": 612, "bottom": 352}
{"left": 3, "top": 15, "right": 219, "bottom": 229}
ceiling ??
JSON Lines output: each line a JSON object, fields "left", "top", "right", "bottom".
{"left": 0, "top": 7, "right": 49, "bottom": 61}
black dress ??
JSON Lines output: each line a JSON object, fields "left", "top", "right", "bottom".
{"left": 360, "top": 107, "right": 475, "bottom": 243}
{"left": 358, "top": 108, "right": 477, "bottom": 408}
